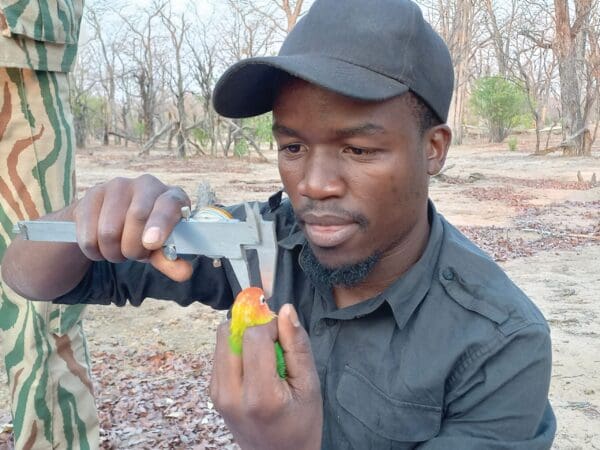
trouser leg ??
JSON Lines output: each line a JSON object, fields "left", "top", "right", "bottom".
{"left": 0, "top": 67, "right": 98, "bottom": 450}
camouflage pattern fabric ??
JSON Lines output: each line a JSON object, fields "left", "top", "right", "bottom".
{"left": 0, "top": 0, "right": 83, "bottom": 72}
{"left": 0, "top": 2, "right": 97, "bottom": 448}
{"left": 0, "top": 63, "right": 98, "bottom": 449}
{"left": 0, "top": 65, "right": 98, "bottom": 450}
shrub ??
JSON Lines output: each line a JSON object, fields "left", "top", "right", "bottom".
{"left": 470, "top": 77, "right": 528, "bottom": 143}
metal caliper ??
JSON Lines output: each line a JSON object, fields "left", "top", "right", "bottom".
{"left": 12, "top": 203, "right": 278, "bottom": 298}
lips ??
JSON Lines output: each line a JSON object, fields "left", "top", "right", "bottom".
{"left": 300, "top": 213, "right": 360, "bottom": 248}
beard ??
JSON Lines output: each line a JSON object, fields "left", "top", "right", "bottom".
{"left": 299, "top": 244, "right": 381, "bottom": 288}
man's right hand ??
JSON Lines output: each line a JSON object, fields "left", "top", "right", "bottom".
{"left": 72, "top": 174, "right": 193, "bottom": 281}
{"left": 1, "top": 174, "right": 193, "bottom": 301}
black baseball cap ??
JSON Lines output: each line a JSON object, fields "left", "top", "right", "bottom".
{"left": 212, "top": 0, "right": 454, "bottom": 122}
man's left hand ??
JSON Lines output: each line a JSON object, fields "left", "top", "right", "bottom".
{"left": 210, "top": 304, "right": 323, "bottom": 450}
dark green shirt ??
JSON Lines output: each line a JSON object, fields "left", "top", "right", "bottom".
{"left": 56, "top": 193, "right": 556, "bottom": 449}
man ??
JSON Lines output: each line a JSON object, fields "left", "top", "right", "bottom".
{"left": 2, "top": 0, "right": 556, "bottom": 449}
{"left": 0, "top": 0, "right": 98, "bottom": 448}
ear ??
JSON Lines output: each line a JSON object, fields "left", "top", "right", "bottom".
{"left": 424, "top": 124, "right": 452, "bottom": 176}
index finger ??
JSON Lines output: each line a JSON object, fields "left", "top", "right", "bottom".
{"left": 141, "top": 186, "right": 191, "bottom": 251}
{"left": 241, "top": 322, "right": 283, "bottom": 393}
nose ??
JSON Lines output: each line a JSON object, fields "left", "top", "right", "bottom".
{"left": 297, "top": 149, "right": 345, "bottom": 200}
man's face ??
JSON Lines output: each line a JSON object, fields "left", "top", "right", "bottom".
{"left": 274, "top": 79, "right": 440, "bottom": 272}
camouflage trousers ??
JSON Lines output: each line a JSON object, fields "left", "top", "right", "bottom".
{"left": 0, "top": 67, "right": 98, "bottom": 449}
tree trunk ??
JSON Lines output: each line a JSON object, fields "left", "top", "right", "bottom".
{"left": 483, "top": 0, "right": 509, "bottom": 76}
{"left": 281, "top": 0, "right": 305, "bottom": 33}
{"left": 554, "top": 0, "right": 589, "bottom": 156}
{"left": 103, "top": 123, "right": 109, "bottom": 146}
{"left": 489, "top": 124, "right": 508, "bottom": 143}
{"left": 167, "top": 127, "right": 175, "bottom": 151}
{"left": 74, "top": 104, "right": 87, "bottom": 149}
{"left": 534, "top": 113, "right": 542, "bottom": 155}
{"left": 121, "top": 104, "right": 129, "bottom": 148}
{"left": 447, "top": 0, "right": 473, "bottom": 145}
{"left": 176, "top": 122, "right": 186, "bottom": 158}
{"left": 232, "top": 118, "right": 243, "bottom": 156}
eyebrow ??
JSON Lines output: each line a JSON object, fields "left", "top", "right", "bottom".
{"left": 335, "top": 123, "right": 386, "bottom": 138}
{"left": 272, "top": 123, "right": 302, "bottom": 138}
{"left": 272, "top": 122, "right": 386, "bottom": 139}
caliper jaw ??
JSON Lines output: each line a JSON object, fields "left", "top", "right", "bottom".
{"left": 161, "top": 203, "right": 278, "bottom": 298}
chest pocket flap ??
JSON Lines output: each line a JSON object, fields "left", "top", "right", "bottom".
{"left": 1, "top": 0, "right": 82, "bottom": 44}
{"left": 336, "top": 366, "right": 442, "bottom": 442}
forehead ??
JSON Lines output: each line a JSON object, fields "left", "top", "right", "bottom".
{"left": 273, "top": 78, "right": 415, "bottom": 125}
{"left": 272, "top": 78, "right": 418, "bottom": 137}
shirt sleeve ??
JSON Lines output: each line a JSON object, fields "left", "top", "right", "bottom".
{"left": 417, "top": 323, "right": 556, "bottom": 450}
{"left": 52, "top": 255, "right": 236, "bottom": 310}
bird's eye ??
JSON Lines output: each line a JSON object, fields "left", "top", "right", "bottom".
{"left": 259, "top": 295, "right": 265, "bottom": 304}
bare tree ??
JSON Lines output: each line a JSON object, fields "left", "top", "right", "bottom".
{"left": 276, "top": 0, "right": 306, "bottom": 32}
{"left": 423, "top": 0, "right": 484, "bottom": 144}
{"left": 582, "top": 5, "right": 600, "bottom": 147}
{"left": 118, "top": 1, "right": 168, "bottom": 153}
{"left": 522, "top": 0, "right": 596, "bottom": 155}
{"left": 216, "top": 1, "right": 278, "bottom": 159}
{"left": 241, "top": 0, "right": 308, "bottom": 35}
{"left": 221, "top": 1, "right": 278, "bottom": 62}
{"left": 113, "top": 48, "right": 139, "bottom": 148}
{"left": 71, "top": 45, "right": 99, "bottom": 150}
{"left": 160, "top": 6, "right": 190, "bottom": 158}
{"left": 554, "top": 0, "right": 593, "bottom": 155}
{"left": 514, "top": 37, "right": 558, "bottom": 153}
{"left": 482, "top": 0, "right": 519, "bottom": 76}
{"left": 86, "top": 2, "right": 124, "bottom": 146}
{"left": 187, "top": 14, "right": 219, "bottom": 156}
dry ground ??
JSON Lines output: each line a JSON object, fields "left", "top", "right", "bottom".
{"left": 1, "top": 135, "right": 600, "bottom": 449}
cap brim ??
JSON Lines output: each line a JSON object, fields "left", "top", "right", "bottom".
{"left": 213, "top": 54, "right": 410, "bottom": 118}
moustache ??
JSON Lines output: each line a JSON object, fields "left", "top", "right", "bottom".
{"left": 294, "top": 201, "right": 369, "bottom": 230}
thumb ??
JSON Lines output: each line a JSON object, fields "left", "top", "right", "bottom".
{"left": 277, "top": 304, "right": 318, "bottom": 388}
{"left": 148, "top": 249, "right": 194, "bottom": 282}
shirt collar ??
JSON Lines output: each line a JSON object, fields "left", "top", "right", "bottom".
{"left": 278, "top": 224, "right": 306, "bottom": 249}
{"left": 382, "top": 201, "right": 444, "bottom": 329}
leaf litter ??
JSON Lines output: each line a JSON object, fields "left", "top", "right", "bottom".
{"left": 92, "top": 349, "right": 239, "bottom": 449}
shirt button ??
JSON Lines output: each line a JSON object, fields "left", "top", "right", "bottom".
{"left": 442, "top": 268, "right": 455, "bottom": 281}
{"left": 325, "top": 318, "right": 336, "bottom": 327}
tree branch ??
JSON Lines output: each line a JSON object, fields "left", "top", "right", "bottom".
{"left": 519, "top": 30, "right": 553, "bottom": 49}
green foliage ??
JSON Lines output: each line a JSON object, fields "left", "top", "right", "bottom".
{"left": 71, "top": 94, "right": 105, "bottom": 140}
{"left": 244, "top": 112, "right": 274, "bottom": 150}
{"left": 191, "top": 126, "right": 210, "bottom": 147}
{"left": 470, "top": 77, "right": 529, "bottom": 143}
{"left": 507, "top": 136, "right": 518, "bottom": 151}
{"left": 231, "top": 113, "right": 273, "bottom": 158}
{"left": 234, "top": 138, "right": 248, "bottom": 157}
{"left": 132, "top": 120, "right": 145, "bottom": 140}
{"left": 251, "top": 113, "right": 274, "bottom": 144}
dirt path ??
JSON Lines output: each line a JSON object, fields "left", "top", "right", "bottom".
{"left": 1, "top": 139, "right": 599, "bottom": 448}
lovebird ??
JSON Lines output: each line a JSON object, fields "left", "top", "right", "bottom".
{"left": 228, "top": 286, "right": 287, "bottom": 379}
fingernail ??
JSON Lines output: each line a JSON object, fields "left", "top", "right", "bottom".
{"left": 285, "top": 304, "right": 300, "bottom": 328}
{"left": 143, "top": 226, "right": 161, "bottom": 244}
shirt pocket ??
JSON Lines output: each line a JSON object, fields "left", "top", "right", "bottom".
{"left": 0, "top": 0, "right": 82, "bottom": 44}
{"left": 336, "top": 365, "right": 442, "bottom": 449}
